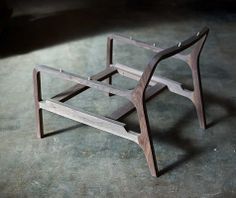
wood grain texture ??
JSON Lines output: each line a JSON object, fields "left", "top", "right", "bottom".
{"left": 35, "top": 65, "right": 131, "bottom": 100}
{"left": 129, "top": 27, "right": 209, "bottom": 176}
{"left": 33, "top": 27, "right": 209, "bottom": 177}
{"left": 189, "top": 35, "right": 208, "bottom": 129}
{"left": 134, "top": 97, "right": 159, "bottom": 177}
{"left": 40, "top": 99, "right": 139, "bottom": 143}
{"left": 52, "top": 67, "right": 118, "bottom": 102}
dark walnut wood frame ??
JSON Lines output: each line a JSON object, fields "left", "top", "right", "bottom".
{"left": 33, "top": 27, "right": 209, "bottom": 177}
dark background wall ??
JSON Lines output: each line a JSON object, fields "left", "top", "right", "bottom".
{"left": 4, "top": 0, "right": 236, "bottom": 15}
{"left": 0, "top": 0, "right": 235, "bottom": 57}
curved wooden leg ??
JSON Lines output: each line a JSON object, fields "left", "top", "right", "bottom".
{"left": 190, "top": 59, "right": 206, "bottom": 129}
{"left": 193, "top": 90, "right": 206, "bottom": 129}
{"left": 135, "top": 101, "right": 158, "bottom": 177}
{"left": 189, "top": 37, "right": 207, "bottom": 129}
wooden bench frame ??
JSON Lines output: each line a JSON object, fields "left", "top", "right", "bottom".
{"left": 33, "top": 27, "right": 209, "bottom": 177}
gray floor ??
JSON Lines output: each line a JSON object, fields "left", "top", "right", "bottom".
{"left": 0, "top": 1, "right": 236, "bottom": 197}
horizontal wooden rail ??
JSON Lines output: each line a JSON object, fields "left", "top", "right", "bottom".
{"left": 108, "top": 83, "right": 166, "bottom": 121}
{"left": 108, "top": 34, "right": 189, "bottom": 62}
{"left": 39, "top": 99, "right": 139, "bottom": 143}
{"left": 35, "top": 65, "right": 132, "bottom": 100}
{"left": 113, "top": 63, "right": 193, "bottom": 100}
{"left": 52, "top": 67, "right": 118, "bottom": 102}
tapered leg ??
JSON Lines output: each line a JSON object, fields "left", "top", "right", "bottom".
{"left": 135, "top": 101, "right": 158, "bottom": 177}
{"left": 33, "top": 69, "right": 44, "bottom": 138}
{"left": 192, "top": 71, "right": 206, "bottom": 129}
{"left": 190, "top": 58, "right": 206, "bottom": 129}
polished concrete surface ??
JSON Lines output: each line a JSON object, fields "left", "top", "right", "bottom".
{"left": 0, "top": 1, "right": 236, "bottom": 197}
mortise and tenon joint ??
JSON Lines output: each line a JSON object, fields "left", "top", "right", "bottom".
{"left": 33, "top": 27, "right": 209, "bottom": 177}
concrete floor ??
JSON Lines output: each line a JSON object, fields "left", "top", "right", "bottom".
{"left": 0, "top": 1, "right": 236, "bottom": 197}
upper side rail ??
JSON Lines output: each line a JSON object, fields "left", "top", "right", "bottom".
{"left": 152, "top": 27, "right": 209, "bottom": 61}
{"left": 107, "top": 33, "right": 188, "bottom": 62}
{"left": 134, "top": 27, "right": 210, "bottom": 97}
{"left": 34, "top": 65, "right": 132, "bottom": 100}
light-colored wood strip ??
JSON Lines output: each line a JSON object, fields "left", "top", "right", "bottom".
{"left": 113, "top": 63, "right": 193, "bottom": 100}
{"left": 36, "top": 65, "right": 131, "bottom": 100}
{"left": 108, "top": 83, "right": 166, "bottom": 120}
{"left": 39, "top": 99, "right": 139, "bottom": 143}
{"left": 52, "top": 67, "right": 118, "bottom": 102}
